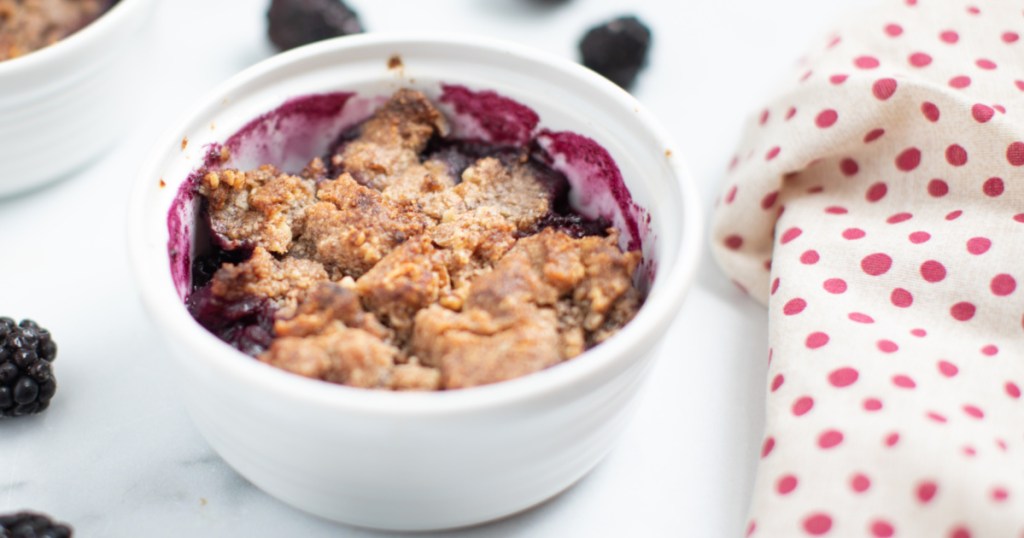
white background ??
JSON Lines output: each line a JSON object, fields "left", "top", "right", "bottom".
{"left": 0, "top": 0, "right": 859, "bottom": 536}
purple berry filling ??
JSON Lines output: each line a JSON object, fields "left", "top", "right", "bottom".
{"left": 168, "top": 85, "right": 650, "bottom": 357}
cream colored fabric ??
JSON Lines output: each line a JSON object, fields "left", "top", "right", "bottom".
{"left": 712, "top": 1, "right": 1024, "bottom": 536}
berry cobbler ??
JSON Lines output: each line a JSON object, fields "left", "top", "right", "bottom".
{"left": 0, "top": 0, "right": 115, "bottom": 61}
{"left": 185, "top": 89, "right": 645, "bottom": 391}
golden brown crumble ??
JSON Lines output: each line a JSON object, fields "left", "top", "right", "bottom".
{"left": 198, "top": 89, "right": 643, "bottom": 390}
{"left": 0, "top": 0, "right": 111, "bottom": 61}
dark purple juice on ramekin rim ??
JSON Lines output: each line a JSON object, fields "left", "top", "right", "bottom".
{"left": 167, "top": 84, "right": 653, "bottom": 355}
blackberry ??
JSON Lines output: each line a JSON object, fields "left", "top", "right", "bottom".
{"left": 0, "top": 318, "right": 58, "bottom": 419}
{"left": 578, "top": 15, "right": 652, "bottom": 89}
{"left": 0, "top": 511, "right": 73, "bottom": 538}
{"left": 267, "top": 0, "right": 363, "bottom": 52}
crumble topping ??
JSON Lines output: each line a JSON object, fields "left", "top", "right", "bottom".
{"left": 191, "top": 89, "right": 643, "bottom": 390}
{"left": 0, "top": 0, "right": 112, "bottom": 61}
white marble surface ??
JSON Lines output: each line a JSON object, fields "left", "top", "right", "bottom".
{"left": 0, "top": 0, "right": 857, "bottom": 536}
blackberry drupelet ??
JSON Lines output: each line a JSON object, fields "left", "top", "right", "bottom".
{"left": 0, "top": 511, "right": 73, "bottom": 538}
{"left": 0, "top": 318, "right": 58, "bottom": 419}
{"left": 267, "top": 0, "right": 363, "bottom": 52}
{"left": 579, "top": 15, "right": 652, "bottom": 89}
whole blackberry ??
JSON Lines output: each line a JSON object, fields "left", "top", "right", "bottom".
{"left": 0, "top": 318, "right": 58, "bottom": 419}
{"left": 0, "top": 511, "right": 73, "bottom": 538}
{"left": 267, "top": 0, "right": 363, "bottom": 52}
{"left": 579, "top": 15, "right": 652, "bottom": 89}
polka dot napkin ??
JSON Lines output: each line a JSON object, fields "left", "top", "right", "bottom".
{"left": 711, "top": 1, "right": 1024, "bottom": 536}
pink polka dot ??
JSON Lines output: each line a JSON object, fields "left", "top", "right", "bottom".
{"left": 910, "top": 328, "right": 927, "bottom": 337}
{"left": 946, "top": 144, "right": 968, "bottom": 166}
{"left": 761, "top": 436, "right": 775, "bottom": 458}
{"left": 793, "top": 396, "right": 814, "bottom": 416}
{"left": 951, "top": 302, "right": 977, "bottom": 321}
{"left": 866, "top": 182, "right": 888, "bottom": 202}
{"left": 865, "top": 128, "right": 886, "bottom": 142}
{"left": 896, "top": 147, "right": 921, "bottom": 171}
{"left": 950, "top": 527, "right": 971, "bottom": 538}
{"left": 884, "top": 23, "right": 903, "bottom": 37}
{"left": 725, "top": 185, "right": 738, "bottom": 204}
{"left": 829, "top": 367, "right": 860, "bottom": 388}
{"left": 825, "top": 206, "right": 848, "bottom": 215}
{"left": 921, "top": 260, "right": 947, "bottom": 282}
{"left": 938, "top": 360, "right": 959, "bottom": 377}
{"left": 784, "top": 298, "right": 808, "bottom": 315}
{"left": 885, "top": 432, "right": 900, "bottom": 447}
{"left": 818, "top": 429, "right": 844, "bottom": 449}
{"left": 1015, "top": 214, "right": 1024, "bottom": 223}
{"left": 909, "top": 231, "right": 931, "bottom": 244}
{"left": 786, "top": 107, "right": 797, "bottom": 120}
{"left": 891, "top": 288, "right": 914, "bottom": 307}
{"left": 760, "top": 191, "right": 778, "bottom": 209}
{"left": 777, "top": 475, "right": 798, "bottom": 495}
{"left": 946, "top": 210, "right": 963, "bottom": 221}
{"left": 940, "top": 30, "right": 959, "bottom": 43}
{"left": 746, "top": 521, "right": 756, "bottom": 537}
{"left": 863, "top": 398, "right": 883, "bottom": 411}
{"left": 977, "top": 58, "right": 997, "bottom": 70}
{"left": 780, "top": 227, "right": 802, "bottom": 244}
{"left": 994, "top": 104, "right": 1006, "bottom": 114}
{"left": 816, "top": 109, "right": 838, "bottom": 128}
{"left": 862, "top": 253, "right": 893, "bottom": 276}
{"left": 972, "top": 104, "right": 995, "bottom": 123}
{"left": 909, "top": 52, "right": 932, "bottom": 67}
{"left": 983, "top": 177, "right": 1004, "bottom": 196}
{"left": 724, "top": 235, "right": 743, "bottom": 250}
{"left": 991, "top": 274, "right": 1016, "bottom": 296}
{"left": 771, "top": 278, "right": 780, "bottom": 295}
{"left": 840, "top": 158, "right": 859, "bottom": 176}
{"left": 871, "top": 520, "right": 895, "bottom": 538}
{"left": 844, "top": 228, "right": 867, "bottom": 240}
{"left": 806, "top": 332, "right": 830, "bottom": 349}
{"left": 1007, "top": 142, "right": 1024, "bottom": 166}
{"left": 887, "top": 212, "right": 913, "bottom": 224}
{"left": 771, "top": 374, "right": 785, "bottom": 392}
{"left": 873, "top": 78, "right": 898, "bottom": 100}
{"left": 927, "top": 411, "right": 948, "bottom": 423}
{"left": 963, "top": 446, "right": 977, "bottom": 457}
{"left": 992, "top": 487, "right": 1008, "bottom": 502}
{"left": 950, "top": 75, "right": 972, "bottom": 89}
{"left": 804, "top": 513, "right": 833, "bottom": 535}
{"left": 1005, "top": 382, "right": 1021, "bottom": 399}
{"left": 981, "top": 345, "right": 998, "bottom": 356}
{"left": 1003, "top": 31, "right": 1020, "bottom": 43}
{"left": 852, "top": 473, "right": 871, "bottom": 492}
{"left": 855, "top": 56, "right": 880, "bottom": 69}
{"left": 830, "top": 74, "right": 849, "bottom": 85}
{"left": 917, "top": 481, "right": 938, "bottom": 503}
{"left": 849, "top": 312, "right": 875, "bottom": 324}
{"left": 893, "top": 374, "right": 916, "bottom": 389}
{"left": 967, "top": 237, "right": 992, "bottom": 255}
{"left": 963, "top": 404, "right": 984, "bottom": 419}
{"left": 765, "top": 146, "right": 781, "bottom": 161}
{"left": 967, "top": 5, "right": 980, "bottom": 14}
{"left": 921, "top": 101, "right": 941, "bottom": 122}
{"left": 927, "top": 179, "right": 949, "bottom": 197}
{"left": 800, "top": 250, "right": 820, "bottom": 265}
{"left": 824, "top": 278, "right": 847, "bottom": 294}
{"left": 1017, "top": 80, "right": 1024, "bottom": 92}
{"left": 878, "top": 340, "right": 899, "bottom": 353}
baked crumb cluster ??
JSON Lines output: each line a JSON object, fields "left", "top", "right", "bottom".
{"left": 192, "top": 89, "right": 643, "bottom": 390}
{"left": 0, "top": 0, "right": 112, "bottom": 61}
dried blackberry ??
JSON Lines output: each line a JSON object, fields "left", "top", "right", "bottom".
{"left": 267, "top": 0, "right": 363, "bottom": 52}
{"left": 579, "top": 15, "right": 652, "bottom": 89}
{"left": 0, "top": 318, "right": 58, "bottom": 419}
{"left": 0, "top": 511, "right": 72, "bottom": 538}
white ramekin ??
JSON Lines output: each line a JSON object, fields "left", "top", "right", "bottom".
{"left": 128, "top": 34, "right": 702, "bottom": 531}
{"left": 0, "top": 0, "right": 157, "bottom": 196}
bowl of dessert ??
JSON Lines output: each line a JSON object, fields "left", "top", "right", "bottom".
{"left": 128, "top": 33, "right": 701, "bottom": 531}
{"left": 0, "top": 0, "right": 156, "bottom": 196}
